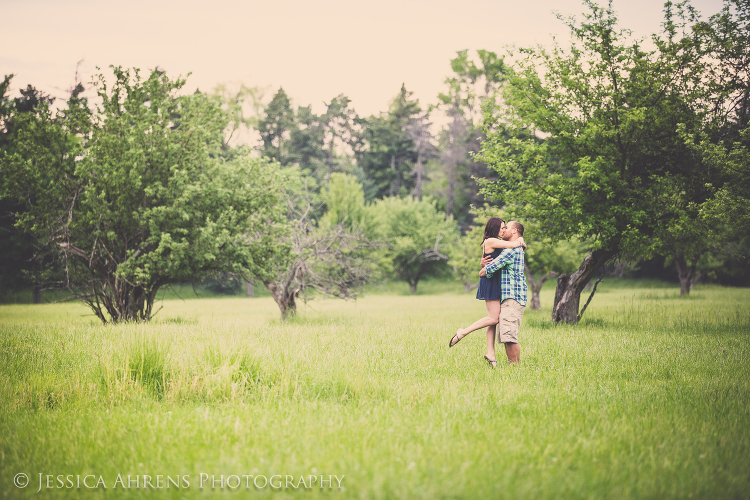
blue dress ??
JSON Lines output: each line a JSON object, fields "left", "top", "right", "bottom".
{"left": 476, "top": 248, "right": 503, "bottom": 301}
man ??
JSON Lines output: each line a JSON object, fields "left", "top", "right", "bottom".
{"left": 479, "top": 221, "right": 527, "bottom": 364}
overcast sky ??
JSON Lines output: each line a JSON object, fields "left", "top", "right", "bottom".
{"left": 1, "top": 0, "right": 725, "bottom": 117}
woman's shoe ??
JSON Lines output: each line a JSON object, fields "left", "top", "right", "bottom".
{"left": 449, "top": 331, "right": 464, "bottom": 348}
{"left": 484, "top": 355, "right": 498, "bottom": 368}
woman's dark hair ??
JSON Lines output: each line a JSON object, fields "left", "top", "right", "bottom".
{"left": 483, "top": 217, "right": 505, "bottom": 241}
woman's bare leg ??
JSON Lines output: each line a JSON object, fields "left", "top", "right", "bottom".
{"left": 456, "top": 300, "right": 501, "bottom": 344}
{"left": 486, "top": 325, "right": 497, "bottom": 361}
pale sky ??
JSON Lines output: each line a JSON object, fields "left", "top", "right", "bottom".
{"left": 2, "top": 0, "right": 725, "bottom": 118}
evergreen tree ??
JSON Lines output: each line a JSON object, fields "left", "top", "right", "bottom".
{"left": 257, "top": 87, "right": 295, "bottom": 166}
{"left": 0, "top": 75, "right": 64, "bottom": 303}
{"left": 356, "top": 85, "right": 422, "bottom": 199}
{"left": 434, "top": 50, "right": 506, "bottom": 227}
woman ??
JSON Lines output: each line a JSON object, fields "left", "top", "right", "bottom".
{"left": 449, "top": 217, "right": 525, "bottom": 367}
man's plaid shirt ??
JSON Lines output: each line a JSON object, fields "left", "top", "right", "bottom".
{"left": 485, "top": 246, "right": 528, "bottom": 306}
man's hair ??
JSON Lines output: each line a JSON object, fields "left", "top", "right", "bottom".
{"left": 510, "top": 221, "right": 524, "bottom": 237}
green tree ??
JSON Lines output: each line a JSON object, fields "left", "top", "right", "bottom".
{"left": 255, "top": 168, "right": 378, "bottom": 320}
{"left": 679, "top": 0, "right": 750, "bottom": 284}
{"left": 320, "top": 94, "right": 360, "bottom": 177}
{"left": 371, "top": 196, "right": 458, "bottom": 293}
{"left": 319, "top": 173, "right": 371, "bottom": 232}
{"left": 525, "top": 238, "right": 588, "bottom": 310}
{"left": 257, "top": 87, "right": 296, "bottom": 165}
{"left": 356, "top": 85, "right": 421, "bottom": 199}
{"left": 659, "top": 194, "right": 714, "bottom": 295}
{"left": 406, "top": 108, "right": 435, "bottom": 202}
{"left": 212, "top": 82, "right": 266, "bottom": 154}
{"left": 448, "top": 223, "right": 484, "bottom": 292}
{"left": 0, "top": 75, "right": 72, "bottom": 303}
{"left": 677, "top": 126, "right": 750, "bottom": 292}
{"left": 433, "top": 50, "right": 506, "bottom": 227}
{"left": 692, "top": 127, "right": 750, "bottom": 243}
{"left": 477, "top": 1, "right": 714, "bottom": 322}
{"left": 257, "top": 89, "right": 364, "bottom": 195}
{"left": 288, "top": 104, "right": 327, "bottom": 179}
{"left": 3, "top": 67, "right": 285, "bottom": 322}
{"left": 639, "top": 0, "right": 750, "bottom": 296}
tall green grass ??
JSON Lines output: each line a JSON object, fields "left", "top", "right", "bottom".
{"left": 0, "top": 282, "right": 748, "bottom": 498}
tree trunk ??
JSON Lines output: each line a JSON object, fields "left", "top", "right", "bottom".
{"left": 525, "top": 264, "right": 558, "bottom": 310}
{"left": 675, "top": 254, "right": 702, "bottom": 296}
{"left": 394, "top": 158, "right": 401, "bottom": 195}
{"left": 389, "top": 153, "right": 396, "bottom": 197}
{"left": 245, "top": 280, "right": 254, "bottom": 298}
{"left": 85, "top": 280, "right": 161, "bottom": 324}
{"left": 464, "top": 281, "right": 478, "bottom": 293}
{"left": 524, "top": 263, "right": 558, "bottom": 309}
{"left": 446, "top": 150, "right": 455, "bottom": 217}
{"left": 552, "top": 249, "right": 615, "bottom": 323}
{"left": 613, "top": 260, "right": 628, "bottom": 278}
{"left": 529, "top": 289, "right": 541, "bottom": 309}
{"left": 444, "top": 101, "right": 463, "bottom": 218}
{"left": 60, "top": 243, "right": 164, "bottom": 323}
{"left": 32, "top": 286, "right": 43, "bottom": 304}
{"left": 526, "top": 267, "right": 541, "bottom": 310}
{"left": 415, "top": 152, "right": 423, "bottom": 201}
{"left": 279, "top": 293, "right": 297, "bottom": 320}
{"left": 266, "top": 282, "right": 298, "bottom": 320}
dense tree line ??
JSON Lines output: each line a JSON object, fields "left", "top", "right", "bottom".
{"left": 1, "top": 0, "right": 748, "bottom": 323}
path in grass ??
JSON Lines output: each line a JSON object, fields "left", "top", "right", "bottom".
{"left": 1, "top": 283, "right": 749, "bottom": 498}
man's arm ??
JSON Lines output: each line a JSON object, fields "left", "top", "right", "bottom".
{"left": 484, "top": 248, "right": 516, "bottom": 278}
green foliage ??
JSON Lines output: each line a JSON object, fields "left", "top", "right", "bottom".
{"left": 478, "top": 2, "right": 703, "bottom": 260}
{"left": 212, "top": 82, "right": 267, "bottom": 153}
{"left": 0, "top": 76, "right": 65, "bottom": 299}
{"left": 3, "top": 67, "right": 286, "bottom": 322}
{"left": 476, "top": 1, "right": 749, "bottom": 300}
{"left": 438, "top": 49, "right": 505, "bottom": 123}
{"left": 370, "top": 196, "right": 458, "bottom": 293}
{"left": 433, "top": 50, "right": 506, "bottom": 226}
{"left": 319, "top": 173, "right": 371, "bottom": 231}
{"left": 473, "top": 1, "right": 745, "bottom": 318}
{"left": 448, "top": 224, "right": 484, "bottom": 292}
{"left": 656, "top": 0, "right": 750, "bottom": 292}
{"left": 527, "top": 238, "right": 587, "bottom": 277}
{"left": 257, "top": 87, "right": 296, "bottom": 165}
{"left": 255, "top": 168, "right": 378, "bottom": 319}
{"left": 257, "top": 88, "right": 362, "bottom": 194}
{"left": 356, "top": 85, "right": 422, "bottom": 199}
{"left": 690, "top": 126, "right": 750, "bottom": 244}
{"left": 663, "top": 125, "right": 750, "bottom": 291}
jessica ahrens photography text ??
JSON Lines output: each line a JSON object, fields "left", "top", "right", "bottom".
{"left": 17, "top": 472, "right": 345, "bottom": 491}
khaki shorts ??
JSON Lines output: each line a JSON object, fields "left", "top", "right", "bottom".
{"left": 498, "top": 299, "right": 525, "bottom": 344}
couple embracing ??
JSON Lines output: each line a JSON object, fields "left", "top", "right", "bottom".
{"left": 449, "top": 217, "right": 527, "bottom": 368}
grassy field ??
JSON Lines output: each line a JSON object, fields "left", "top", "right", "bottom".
{"left": 0, "top": 280, "right": 749, "bottom": 499}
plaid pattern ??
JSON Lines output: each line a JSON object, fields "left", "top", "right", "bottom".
{"left": 485, "top": 247, "right": 528, "bottom": 306}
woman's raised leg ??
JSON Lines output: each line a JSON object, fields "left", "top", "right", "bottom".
{"left": 450, "top": 300, "right": 501, "bottom": 348}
